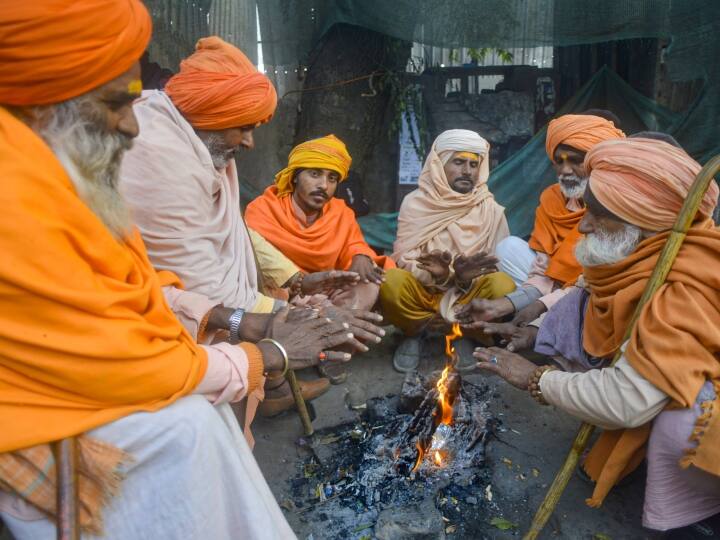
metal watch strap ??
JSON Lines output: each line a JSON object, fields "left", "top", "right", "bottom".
{"left": 228, "top": 308, "right": 246, "bottom": 342}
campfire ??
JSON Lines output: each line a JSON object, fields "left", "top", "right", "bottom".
{"left": 411, "top": 323, "right": 463, "bottom": 472}
{"left": 289, "top": 325, "right": 497, "bottom": 538}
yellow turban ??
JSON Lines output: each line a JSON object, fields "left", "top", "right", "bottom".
{"left": 274, "top": 135, "right": 352, "bottom": 197}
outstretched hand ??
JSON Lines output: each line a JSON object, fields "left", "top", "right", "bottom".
{"left": 317, "top": 305, "right": 385, "bottom": 351}
{"left": 455, "top": 297, "right": 515, "bottom": 324}
{"left": 349, "top": 255, "right": 385, "bottom": 285}
{"left": 415, "top": 249, "right": 452, "bottom": 282}
{"left": 268, "top": 308, "right": 364, "bottom": 370}
{"left": 471, "top": 321, "right": 538, "bottom": 352}
{"left": 453, "top": 252, "right": 499, "bottom": 284}
{"left": 473, "top": 346, "right": 537, "bottom": 389}
{"left": 512, "top": 301, "right": 547, "bottom": 327}
{"left": 301, "top": 270, "right": 361, "bottom": 296}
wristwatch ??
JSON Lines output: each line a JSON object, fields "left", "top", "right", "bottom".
{"left": 228, "top": 308, "right": 246, "bottom": 342}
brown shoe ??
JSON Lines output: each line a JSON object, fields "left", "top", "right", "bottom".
{"left": 317, "top": 363, "right": 348, "bottom": 385}
{"left": 258, "top": 377, "right": 330, "bottom": 417}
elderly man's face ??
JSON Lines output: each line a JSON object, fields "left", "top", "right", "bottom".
{"left": 576, "top": 186, "right": 643, "bottom": 266}
{"left": 92, "top": 62, "right": 142, "bottom": 139}
{"left": 444, "top": 152, "right": 480, "bottom": 194}
{"left": 553, "top": 144, "right": 588, "bottom": 199}
{"left": 24, "top": 62, "right": 142, "bottom": 239}
{"left": 292, "top": 168, "right": 340, "bottom": 214}
{"left": 196, "top": 125, "right": 256, "bottom": 169}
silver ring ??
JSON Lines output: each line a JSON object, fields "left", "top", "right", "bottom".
{"left": 489, "top": 355, "right": 498, "bottom": 364}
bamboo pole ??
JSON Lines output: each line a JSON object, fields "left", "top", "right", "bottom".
{"left": 524, "top": 155, "right": 720, "bottom": 540}
{"left": 54, "top": 438, "right": 80, "bottom": 540}
{"left": 286, "top": 369, "right": 314, "bottom": 436}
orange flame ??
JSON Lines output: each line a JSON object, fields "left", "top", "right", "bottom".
{"left": 437, "top": 323, "right": 462, "bottom": 425}
{"left": 411, "top": 441, "right": 424, "bottom": 472}
{"left": 445, "top": 323, "right": 463, "bottom": 359}
{"left": 433, "top": 450, "right": 443, "bottom": 466}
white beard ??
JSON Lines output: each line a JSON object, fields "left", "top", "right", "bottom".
{"left": 196, "top": 130, "right": 234, "bottom": 170}
{"left": 558, "top": 174, "right": 588, "bottom": 199}
{"left": 575, "top": 223, "right": 643, "bottom": 266}
{"left": 34, "top": 97, "right": 134, "bottom": 240}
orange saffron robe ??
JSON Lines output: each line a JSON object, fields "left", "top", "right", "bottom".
{"left": 245, "top": 186, "right": 394, "bottom": 273}
{"left": 581, "top": 222, "right": 720, "bottom": 506}
{"left": 528, "top": 184, "right": 584, "bottom": 285}
{"left": 0, "top": 107, "right": 207, "bottom": 452}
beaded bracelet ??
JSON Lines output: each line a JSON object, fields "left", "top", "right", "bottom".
{"left": 528, "top": 365, "right": 557, "bottom": 405}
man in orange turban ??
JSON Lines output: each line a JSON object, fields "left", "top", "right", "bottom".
{"left": 457, "top": 112, "right": 625, "bottom": 332}
{"left": 474, "top": 138, "right": 720, "bottom": 536}
{"left": 0, "top": 3, "right": 368, "bottom": 537}
{"left": 121, "top": 37, "right": 385, "bottom": 412}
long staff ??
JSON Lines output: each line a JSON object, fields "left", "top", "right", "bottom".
{"left": 524, "top": 154, "right": 720, "bottom": 539}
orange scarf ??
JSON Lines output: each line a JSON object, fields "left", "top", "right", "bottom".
{"left": 527, "top": 184, "right": 584, "bottom": 284}
{"left": 245, "top": 186, "right": 394, "bottom": 273}
{"left": 0, "top": 107, "right": 207, "bottom": 452}
{"left": 582, "top": 222, "right": 720, "bottom": 506}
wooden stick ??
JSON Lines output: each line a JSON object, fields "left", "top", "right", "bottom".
{"left": 524, "top": 155, "right": 720, "bottom": 540}
{"left": 285, "top": 369, "right": 314, "bottom": 436}
{"left": 54, "top": 437, "right": 80, "bottom": 540}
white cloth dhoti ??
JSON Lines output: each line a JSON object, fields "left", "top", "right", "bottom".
{"left": 1, "top": 396, "right": 296, "bottom": 540}
{"left": 496, "top": 236, "right": 536, "bottom": 287}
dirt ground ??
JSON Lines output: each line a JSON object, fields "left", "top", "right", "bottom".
{"left": 0, "top": 328, "right": 655, "bottom": 540}
{"left": 252, "top": 326, "right": 655, "bottom": 540}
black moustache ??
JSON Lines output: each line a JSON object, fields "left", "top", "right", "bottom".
{"left": 310, "top": 191, "right": 328, "bottom": 199}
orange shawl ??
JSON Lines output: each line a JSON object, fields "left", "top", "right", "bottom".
{"left": 527, "top": 184, "right": 584, "bottom": 284}
{"left": 0, "top": 107, "right": 207, "bottom": 452}
{"left": 582, "top": 222, "right": 720, "bottom": 506}
{"left": 245, "top": 186, "right": 394, "bottom": 273}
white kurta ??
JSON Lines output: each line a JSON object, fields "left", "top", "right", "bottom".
{"left": 0, "top": 396, "right": 296, "bottom": 540}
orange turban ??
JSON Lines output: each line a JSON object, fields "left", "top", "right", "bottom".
{"left": 165, "top": 36, "right": 277, "bottom": 130}
{"left": 0, "top": 0, "right": 151, "bottom": 106}
{"left": 274, "top": 135, "right": 352, "bottom": 197}
{"left": 545, "top": 114, "right": 625, "bottom": 161}
{"left": 586, "top": 138, "right": 718, "bottom": 231}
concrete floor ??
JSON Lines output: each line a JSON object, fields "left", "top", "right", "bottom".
{"left": 253, "top": 327, "right": 654, "bottom": 540}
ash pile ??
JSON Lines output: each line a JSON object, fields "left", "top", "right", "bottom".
{"left": 286, "top": 371, "right": 501, "bottom": 539}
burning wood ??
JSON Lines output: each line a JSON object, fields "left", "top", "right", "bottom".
{"left": 404, "top": 324, "right": 470, "bottom": 472}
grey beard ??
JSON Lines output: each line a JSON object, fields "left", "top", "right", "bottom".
{"left": 33, "top": 96, "right": 134, "bottom": 240}
{"left": 575, "top": 223, "right": 643, "bottom": 266}
{"left": 558, "top": 174, "right": 588, "bottom": 199}
{"left": 196, "top": 130, "right": 234, "bottom": 170}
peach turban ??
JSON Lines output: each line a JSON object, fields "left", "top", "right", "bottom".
{"left": 586, "top": 138, "right": 718, "bottom": 231}
{"left": 545, "top": 114, "right": 625, "bottom": 161}
{"left": 0, "top": 0, "right": 151, "bottom": 106}
{"left": 274, "top": 135, "right": 352, "bottom": 197}
{"left": 165, "top": 36, "right": 277, "bottom": 130}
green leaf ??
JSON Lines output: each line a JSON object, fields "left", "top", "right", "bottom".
{"left": 593, "top": 534, "right": 612, "bottom": 540}
{"left": 490, "top": 517, "right": 518, "bottom": 530}
{"left": 353, "top": 523, "right": 373, "bottom": 532}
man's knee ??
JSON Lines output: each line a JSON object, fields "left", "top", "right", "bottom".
{"left": 486, "top": 271, "right": 517, "bottom": 298}
{"left": 379, "top": 268, "right": 413, "bottom": 305}
{"left": 495, "top": 236, "right": 530, "bottom": 261}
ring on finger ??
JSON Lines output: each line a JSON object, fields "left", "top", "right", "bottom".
{"left": 489, "top": 355, "right": 498, "bottom": 364}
